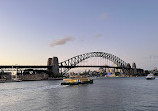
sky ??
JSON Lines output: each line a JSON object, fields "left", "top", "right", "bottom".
{"left": 0, "top": 0, "right": 158, "bottom": 70}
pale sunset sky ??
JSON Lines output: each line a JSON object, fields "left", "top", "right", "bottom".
{"left": 0, "top": 0, "right": 158, "bottom": 70}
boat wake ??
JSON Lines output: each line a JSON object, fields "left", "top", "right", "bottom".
{"left": 0, "top": 84, "right": 66, "bottom": 95}
{"left": 37, "top": 84, "right": 66, "bottom": 90}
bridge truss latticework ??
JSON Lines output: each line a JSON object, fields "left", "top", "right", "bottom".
{"left": 59, "top": 52, "right": 127, "bottom": 74}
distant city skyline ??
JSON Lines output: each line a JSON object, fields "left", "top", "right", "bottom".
{"left": 0, "top": 0, "right": 158, "bottom": 70}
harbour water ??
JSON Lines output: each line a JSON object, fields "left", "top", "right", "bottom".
{"left": 1, "top": 77, "right": 158, "bottom": 111}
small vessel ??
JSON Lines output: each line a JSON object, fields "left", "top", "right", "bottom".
{"left": 12, "top": 78, "right": 22, "bottom": 82}
{"left": 0, "top": 79, "right": 6, "bottom": 83}
{"left": 105, "top": 73, "right": 118, "bottom": 77}
{"left": 11, "top": 74, "right": 22, "bottom": 82}
{"left": 61, "top": 75, "right": 93, "bottom": 85}
{"left": 146, "top": 73, "right": 155, "bottom": 80}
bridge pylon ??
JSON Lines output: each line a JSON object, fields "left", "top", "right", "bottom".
{"left": 47, "top": 57, "right": 59, "bottom": 75}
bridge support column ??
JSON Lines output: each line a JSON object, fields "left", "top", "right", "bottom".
{"left": 52, "top": 57, "right": 59, "bottom": 75}
{"left": 47, "top": 58, "right": 52, "bottom": 71}
{"left": 47, "top": 57, "right": 59, "bottom": 75}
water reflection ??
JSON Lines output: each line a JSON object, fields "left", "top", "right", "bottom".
{"left": 1, "top": 77, "right": 158, "bottom": 111}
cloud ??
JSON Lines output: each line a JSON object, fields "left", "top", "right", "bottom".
{"left": 100, "top": 13, "right": 108, "bottom": 19}
{"left": 49, "top": 36, "right": 74, "bottom": 47}
{"left": 94, "top": 34, "right": 102, "bottom": 38}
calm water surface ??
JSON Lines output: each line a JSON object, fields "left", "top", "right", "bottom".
{"left": 0, "top": 77, "right": 158, "bottom": 111}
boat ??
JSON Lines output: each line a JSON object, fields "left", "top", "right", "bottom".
{"left": 0, "top": 79, "right": 6, "bottom": 83}
{"left": 11, "top": 74, "right": 22, "bottom": 82}
{"left": 61, "top": 75, "right": 93, "bottom": 85}
{"left": 146, "top": 73, "right": 155, "bottom": 80}
{"left": 105, "top": 73, "right": 118, "bottom": 77}
{"left": 11, "top": 78, "right": 22, "bottom": 82}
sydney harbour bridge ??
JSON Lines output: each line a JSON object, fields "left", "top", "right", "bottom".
{"left": 0, "top": 52, "right": 142, "bottom": 76}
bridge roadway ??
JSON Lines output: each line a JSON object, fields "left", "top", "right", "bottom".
{"left": 60, "top": 65, "right": 128, "bottom": 69}
{"left": 0, "top": 65, "right": 128, "bottom": 69}
{"left": 0, "top": 65, "right": 51, "bottom": 69}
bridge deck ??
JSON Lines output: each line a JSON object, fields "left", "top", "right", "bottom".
{"left": 0, "top": 65, "right": 128, "bottom": 69}
{"left": 59, "top": 65, "right": 127, "bottom": 69}
{"left": 0, "top": 66, "right": 50, "bottom": 68}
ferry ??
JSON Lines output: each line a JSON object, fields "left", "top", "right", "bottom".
{"left": 146, "top": 73, "right": 155, "bottom": 80}
{"left": 61, "top": 75, "right": 93, "bottom": 85}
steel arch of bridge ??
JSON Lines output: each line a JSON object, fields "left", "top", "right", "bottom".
{"left": 59, "top": 52, "right": 127, "bottom": 74}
